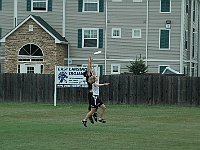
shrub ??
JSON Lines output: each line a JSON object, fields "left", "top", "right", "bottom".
{"left": 126, "top": 56, "right": 148, "bottom": 75}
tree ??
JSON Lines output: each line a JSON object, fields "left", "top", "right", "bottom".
{"left": 126, "top": 56, "right": 147, "bottom": 75}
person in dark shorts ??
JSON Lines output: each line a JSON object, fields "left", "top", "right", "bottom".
{"left": 83, "top": 57, "right": 97, "bottom": 124}
{"left": 82, "top": 75, "right": 110, "bottom": 127}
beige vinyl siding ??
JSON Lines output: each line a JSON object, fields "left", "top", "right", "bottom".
{"left": 107, "top": 1, "right": 147, "bottom": 60}
{"left": 17, "top": 0, "right": 63, "bottom": 36}
{"left": 65, "top": 1, "right": 105, "bottom": 60}
{"left": 0, "top": 1, "right": 14, "bottom": 72}
{"left": 148, "top": 0, "right": 181, "bottom": 61}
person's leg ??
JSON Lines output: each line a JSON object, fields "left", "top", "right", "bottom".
{"left": 92, "top": 106, "right": 98, "bottom": 122}
{"left": 82, "top": 108, "right": 96, "bottom": 127}
{"left": 88, "top": 105, "right": 94, "bottom": 124}
{"left": 96, "top": 98, "right": 106, "bottom": 122}
{"left": 87, "top": 92, "right": 94, "bottom": 124}
{"left": 99, "top": 104, "right": 106, "bottom": 119}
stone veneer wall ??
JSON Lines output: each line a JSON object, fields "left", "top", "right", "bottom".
{"left": 5, "top": 18, "right": 65, "bottom": 74}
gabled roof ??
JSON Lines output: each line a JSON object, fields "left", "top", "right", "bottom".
{"left": 162, "top": 67, "right": 181, "bottom": 74}
{"left": 0, "top": 15, "right": 68, "bottom": 44}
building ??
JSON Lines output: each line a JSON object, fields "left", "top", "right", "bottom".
{"left": 0, "top": 0, "right": 200, "bottom": 76}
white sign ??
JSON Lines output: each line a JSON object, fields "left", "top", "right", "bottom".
{"left": 55, "top": 66, "right": 88, "bottom": 87}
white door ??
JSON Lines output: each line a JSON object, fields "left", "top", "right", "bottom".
{"left": 20, "top": 64, "right": 41, "bottom": 74}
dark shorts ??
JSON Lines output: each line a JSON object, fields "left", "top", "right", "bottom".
{"left": 88, "top": 93, "right": 103, "bottom": 110}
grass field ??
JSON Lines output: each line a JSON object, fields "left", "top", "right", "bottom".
{"left": 0, "top": 102, "right": 200, "bottom": 150}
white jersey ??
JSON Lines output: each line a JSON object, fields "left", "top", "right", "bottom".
{"left": 92, "top": 83, "right": 99, "bottom": 96}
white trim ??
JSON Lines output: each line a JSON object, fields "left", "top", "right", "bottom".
{"left": 14, "top": 0, "right": 18, "bottom": 27}
{"left": 180, "top": 0, "right": 184, "bottom": 74}
{"left": 82, "top": 28, "right": 99, "bottom": 48}
{"left": 64, "top": 58, "right": 181, "bottom": 62}
{"left": 62, "top": 0, "right": 66, "bottom": 37}
{"left": 162, "top": 67, "right": 181, "bottom": 74}
{"left": 160, "top": 0, "right": 171, "bottom": 13}
{"left": 18, "top": 43, "right": 44, "bottom": 57}
{"left": 159, "top": 28, "right": 171, "bottom": 50}
{"left": 111, "top": 64, "right": 120, "bottom": 74}
{"left": 112, "top": 28, "right": 121, "bottom": 38}
{"left": 158, "top": 65, "right": 170, "bottom": 73}
{"left": 132, "top": 29, "right": 141, "bottom": 38}
{"left": 145, "top": 0, "right": 149, "bottom": 69}
{"left": 31, "top": 0, "right": 48, "bottom": 12}
{"left": 105, "top": 0, "right": 108, "bottom": 75}
{"left": 83, "top": 0, "right": 99, "bottom": 12}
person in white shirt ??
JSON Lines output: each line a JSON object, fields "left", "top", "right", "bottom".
{"left": 82, "top": 75, "right": 110, "bottom": 127}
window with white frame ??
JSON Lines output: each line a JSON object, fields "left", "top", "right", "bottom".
{"left": 83, "top": 29, "right": 98, "bottom": 48}
{"left": 112, "top": 28, "right": 121, "bottom": 38}
{"left": 112, "top": 0, "right": 122, "bottom": 2}
{"left": 83, "top": 0, "right": 99, "bottom": 12}
{"left": 159, "top": 65, "right": 169, "bottom": 73}
{"left": 160, "top": 0, "right": 171, "bottom": 13}
{"left": 111, "top": 64, "right": 120, "bottom": 74}
{"left": 32, "top": 0, "right": 48, "bottom": 12}
{"left": 159, "top": 29, "right": 170, "bottom": 50}
{"left": 132, "top": 29, "right": 141, "bottom": 38}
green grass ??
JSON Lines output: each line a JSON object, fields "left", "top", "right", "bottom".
{"left": 0, "top": 102, "right": 200, "bottom": 150}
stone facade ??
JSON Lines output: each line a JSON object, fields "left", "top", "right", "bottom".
{"left": 5, "top": 18, "right": 66, "bottom": 74}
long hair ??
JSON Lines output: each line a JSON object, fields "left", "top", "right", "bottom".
{"left": 88, "top": 76, "right": 95, "bottom": 84}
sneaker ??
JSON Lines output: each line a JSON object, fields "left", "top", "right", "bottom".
{"left": 98, "top": 118, "right": 106, "bottom": 123}
{"left": 89, "top": 116, "right": 94, "bottom": 124}
{"left": 93, "top": 113, "right": 97, "bottom": 122}
{"left": 82, "top": 120, "right": 87, "bottom": 127}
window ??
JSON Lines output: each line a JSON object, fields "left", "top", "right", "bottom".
{"left": 83, "top": 29, "right": 98, "bottom": 47}
{"left": 160, "top": 0, "right": 171, "bottom": 13}
{"left": 112, "top": 28, "right": 121, "bottom": 38}
{"left": 111, "top": 64, "right": 120, "bottom": 74}
{"left": 132, "top": 29, "right": 141, "bottom": 38}
{"left": 78, "top": 29, "right": 103, "bottom": 48}
{"left": 78, "top": 0, "right": 104, "bottom": 12}
{"left": 27, "top": 0, "right": 52, "bottom": 12}
{"left": 159, "top": 29, "right": 170, "bottom": 49}
{"left": 19, "top": 44, "right": 43, "bottom": 56}
{"left": 32, "top": 0, "right": 48, "bottom": 12}
{"left": 27, "top": 66, "right": 35, "bottom": 73}
{"left": 83, "top": 0, "right": 99, "bottom": 12}
{"left": 159, "top": 65, "right": 169, "bottom": 73}
{"left": 112, "top": 0, "right": 122, "bottom": 2}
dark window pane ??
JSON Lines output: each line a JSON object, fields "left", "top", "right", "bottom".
{"left": 161, "top": 0, "right": 170, "bottom": 12}
{"left": 85, "top": 3, "right": 97, "bottom": 11}
{"left": 160, "top": 30, "right": 169, "bottom": 49}
{"left": 84, "top": 39, "right": 97, "bottom": 47}
{"left": 19, "top": 44, "right": 43, "bottom": 56}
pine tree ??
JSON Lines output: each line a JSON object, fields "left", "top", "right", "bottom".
{"left": 126, "top": 56, "right": 147, "bottom": 75}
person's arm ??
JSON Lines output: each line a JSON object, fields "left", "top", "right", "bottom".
{"left": 87, "top": 57, "right": 92, "bottom": 76}
{"left": 94, "top": 82, "right": 110, "bottom": 87}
